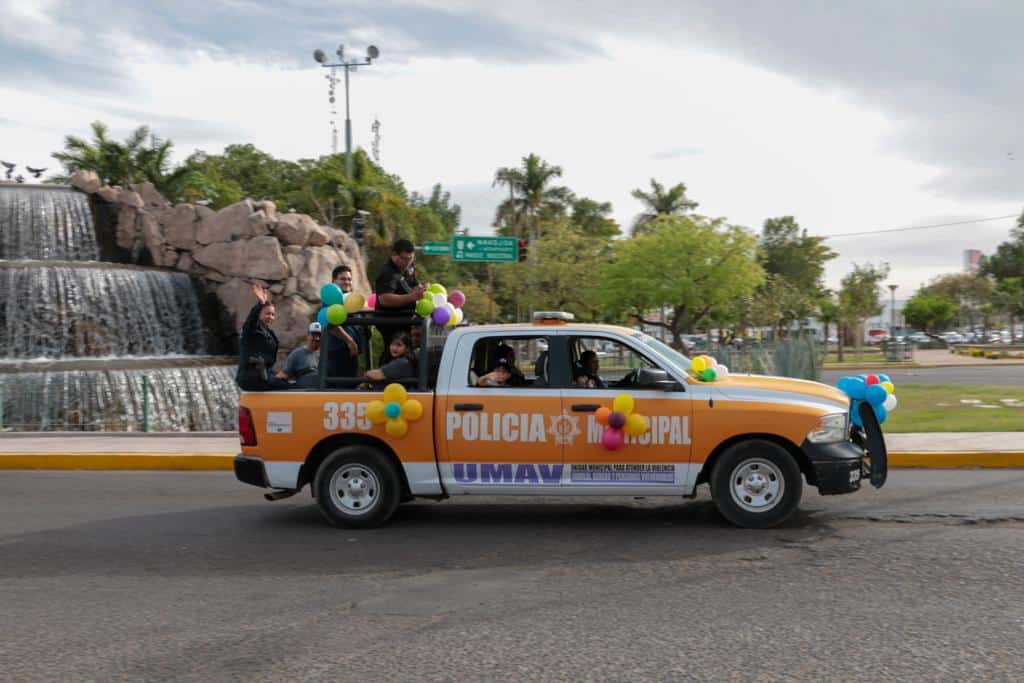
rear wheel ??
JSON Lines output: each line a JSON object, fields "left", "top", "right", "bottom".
{"left": 710, "top": 439, "right": 802, "bottom": 529}
{"left": 314, "top": 446, "right": 400, "bottom": 528}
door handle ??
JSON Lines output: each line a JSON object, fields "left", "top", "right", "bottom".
{"left": 454, "top": 403, "right": 483, "bottom": 411}
{"left": 571, "top": 404, "right": 600, "bottom": 412}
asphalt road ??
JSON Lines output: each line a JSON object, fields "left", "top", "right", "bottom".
{"left": 822, "top": 364, "right": 1024, "bottom": 386}
{"left": 3, "top": 471, "right": 1023, "bottom": 681}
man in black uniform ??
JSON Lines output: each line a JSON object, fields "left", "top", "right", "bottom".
{"left": 374, "top": 239, "right": 426, "bottom": 361}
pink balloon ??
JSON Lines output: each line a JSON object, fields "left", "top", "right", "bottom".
{"left": 431, "top": 306, "right": 451, "bottom": 326}
{"left": 448, "top": 289, "right": 466, "bottom": 308}
{"left": 367, "top": 294, "right": 377, "bottom": 309}
{"left": 601, "top": 427, "right": 624, "bottom": 451}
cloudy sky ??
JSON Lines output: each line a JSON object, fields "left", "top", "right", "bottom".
{"left": 3, "top": 0, "right": 1022, "bottom": 294}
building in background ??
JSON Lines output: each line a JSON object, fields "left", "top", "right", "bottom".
{"left": 963, "top": 249, "right": 982, "bottom": 272}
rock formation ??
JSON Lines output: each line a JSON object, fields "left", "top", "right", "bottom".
{"left": 70, "top": 170, "right": 370, "bottom": 355}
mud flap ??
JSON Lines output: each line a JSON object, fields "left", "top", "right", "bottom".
{"left": 858, "top": 402, "right": 888, "bottom": 488}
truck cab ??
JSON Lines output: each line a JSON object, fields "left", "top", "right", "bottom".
{"left": 235, "top": 313, "right": 886, "bottom": 529}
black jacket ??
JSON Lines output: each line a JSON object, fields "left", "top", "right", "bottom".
{"left": 236, "top": 303, "right": 279, "bottom": 389}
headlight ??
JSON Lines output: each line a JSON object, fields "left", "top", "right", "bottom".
{"left": 807, "top": 413, "right": 848, "bottom": 443}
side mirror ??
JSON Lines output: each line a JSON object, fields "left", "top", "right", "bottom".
{"left": 635, "top": 368, "right": 680, "bottom": 390}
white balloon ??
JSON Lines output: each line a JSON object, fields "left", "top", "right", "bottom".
{"left": 716, "top": 364, "right": 729, "bottom": 379}
{"left": 452, "top": 308, "right": 464, "bottom": 325}
{"left": 431, "top": 293, "right": 447, "bottom": 308}
{"left": 443, "top": 302, "right": 456, "bottom": 315}
{"left": 883, "top": 394, "right": 897, "bottom": 412}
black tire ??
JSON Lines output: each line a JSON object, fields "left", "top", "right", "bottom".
{"left": 314, "top": 446, "right": 401, "bottom": 528}
{"left": 710, "top": 439, "right": 802, "bottom": 529}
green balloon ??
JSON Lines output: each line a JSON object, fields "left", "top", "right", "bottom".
{"left": 415, "top": 298, "right": 435, "bottom": 317}
{"left": 701, "top": 368, "right": 717, "bottom": 382}
{"left": 427, "top": 283, "right": 447, "bottom": 296}
{"left": 326, "top": 304, "right": 348, "bottom": 326}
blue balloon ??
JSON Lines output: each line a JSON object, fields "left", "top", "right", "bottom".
{"left": 865, "top": 384, "right": 888, "bottom": 407}
{"left": 836, "top": 377, "right": 855, "bottom": 395}
{"left": 873, "top": 403, "right": 888, "bottom": 424}
{"left": 878, "top": 373, "right": 891, "bottom": 383}
{"left": 845, "top": 377, "right": 867, "bottom": 400}
{"left": 317, "top": 307, "right": 328, "bottom": 328}
{"left": 320, "top": 283, "right": 344, "bottom": 306}
{"left": 385, "top": 401, "right": 402, "bottom": 419}
{"left": 850, "top": 400, "right": 864, "bottom": 427}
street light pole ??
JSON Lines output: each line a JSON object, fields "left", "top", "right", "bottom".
{"left": 313, "top": 44, "right": 380, "bottom": 178}
{"left": 888, "top": 284, "right": 898, "bottom": 333}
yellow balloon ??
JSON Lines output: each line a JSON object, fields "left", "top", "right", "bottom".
{"left": 385, "top": 417, "right": 408, "bottom": 438}
{"left": 344, "top": 292, "right": 365, "bottom": 313}
{"left": 401, "top": 399, "right": 423, "bottom": 422}
{"left": 881, "top": 381, "right": 895, "bottom": 394}
{"left": 691, "top": 357, "right": 707, "bottom": 373}
{"left": 365, "top": 400, "right": 388, "bottom": 425}
{"left": 612, "top": 393, "right": 635, "bottom": 415}
{"left": 625, "top": 413, "right": 648, "bottom": 437}
{"left": 383, "top": 383, "right": 407, "bottom": 405}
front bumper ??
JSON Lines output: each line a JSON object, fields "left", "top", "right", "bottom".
{"left": 234, "top": 454, "right": 268, "bottom": 488}
{"left": 802, "top": 440, "right": 868, "bottom": 495}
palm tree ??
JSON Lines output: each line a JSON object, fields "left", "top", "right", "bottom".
{"left": 492, "top": 154, "right": 574, "bottom": 239}
{"left": 630, "top": 178, "right": 699, "bottom": 236}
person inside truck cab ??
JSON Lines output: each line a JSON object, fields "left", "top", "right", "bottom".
{"left": 477, "top": 356, "right": 513, "bottom": 387}
{"left": 573, "top": 350, "right": 606, "bottom": 388}
{"left": 360, "top": 331, "right": 417, "bottom": 389}
{"left": 494, "top": 343, "right": 527, "bottom": 386}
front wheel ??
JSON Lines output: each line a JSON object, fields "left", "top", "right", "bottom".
{"left": 710, "top": 439, "right": 802, "bottom": 529}
{"left": 314, "top": 446, "right": 401, "bottom": 528}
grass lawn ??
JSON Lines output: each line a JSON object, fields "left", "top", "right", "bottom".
{"left": 884, "top": 384, "right": 1024, "bottom": 433}
{"left": 824, "top": 349, "right": 885, "bottom": 364}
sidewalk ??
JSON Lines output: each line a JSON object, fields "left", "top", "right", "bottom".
{"left": 824, "top": 348, "right": 1024, "bottom": 370}
{"left": 1, "top": 432, "right": 1023, "bottom": 469}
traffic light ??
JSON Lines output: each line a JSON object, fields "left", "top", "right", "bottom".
{"left": 350, "top": 210, "right": 370, "bottom": 245}
{"left": 518, "top": 239, "right": 528, "bottom": 262}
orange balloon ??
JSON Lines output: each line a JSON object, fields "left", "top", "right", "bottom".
{"left": 595, "top": 406, "right": 611, "bottom": 425}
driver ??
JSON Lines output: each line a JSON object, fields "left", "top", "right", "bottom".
{"left": 574, "top": 350, "right": 606, "bottom": 388}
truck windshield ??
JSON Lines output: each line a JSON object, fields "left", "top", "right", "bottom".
{"left": 634, "top": 333, "right": 692, "bottom": 373}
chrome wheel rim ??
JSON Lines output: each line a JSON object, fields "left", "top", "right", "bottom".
{"left": 328, "top": 464, "right": 380, "bottom": 516}
{"left": 729, "top": 458, "right": 784, "bottom": 513}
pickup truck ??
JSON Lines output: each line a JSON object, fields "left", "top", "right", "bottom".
{"left": 235, "top": 312, "right": 887, "bottom": 529}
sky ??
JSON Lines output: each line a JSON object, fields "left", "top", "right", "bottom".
{"left": 2, "top": 0, "right": 1022, "bottom": 295}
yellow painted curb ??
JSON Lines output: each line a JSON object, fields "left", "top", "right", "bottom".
{"left": 889, "top": 451, "right": 1024, "bottom": 468}
{"left": 0, "top": 453, "right": 234, "bottom": 470}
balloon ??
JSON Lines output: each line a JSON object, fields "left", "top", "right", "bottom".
{"left": 366, "top": 400, "right": 388, "bottom": 424}
{"left": 865, "top": 374, "right": 880, "bottom": 386}
{"left": 385, "top": 401, "right": 402, "bottom": 419}
{"left": 427, "top": 283, "right": 447, "bottom": 296}
{"left": 451, "top": 308, "right": 464, "bottom": 325}
{"left": 320, "top": 283, "right": 344, "bottom": 306}
{"left": 401, "top": 399, "right": 423, "bottom": 421}
{"left": 431, "top": 292, "right": 447, "bottom": 308}
{"left": 415, "top": 298, "right": 435, "bottom": 317}
{"left": 883, "top": 394, "right": 898, "bottom": 412}
{"left": 386, "top": 417, "right": 409, "bottom": 438}
{"left": 448, "top": 289, "right": 466, "bottom": 308}
{"left": 701, "top": 368, "right": 718, "bottom": 382}
{"left": 344, "top": 292, "right": 365, "bottom": 313}
{"left": 447, "top": 307, "right": 460, "bottom": 326}
{"left": 881, "top": 381, "right": 895, "bottom": 394}
{"left": 850, "top": 401, "right": 864, "bottom": 427}
{"left": 608, "top": 411, "right": 626, "bottom": 429}
{"left": 367, "top": 294, "right": 377, "bottom": 309}
{"left": 716, "top": 364, "right": 730, "bottom": 379}
{"left": 383, "top": 383, "right": 407, "bottom": 405}
{"left": 878, "top": 374, "right": 891, "bottom": 383}
{"left": 431, "top": 306, "right": 451, "bottom": 326}
{"left": 326, "top": 304, "right": 348, "bottom": 326}
{"left": 865, "top": 384, "right": 888, "bottom": 407}
{"left": 625, "top": 413, "right": 648, "bottom": 437}
{"left": 595, "top": 406, "right": 611, "bottom": 425}
{"left": 316, "top": 307, "right": 328, "bottom": 328}
{"left": 612, "top": 393, "right": 635, "bottom": 415}
{"left": 709, "top": 356, "right": 718, "bottom": 367}
{"left": 873, "top": 403, "right": 888, "bottom": 424}
{"left": 601, "top": 428, "right": 624, "bottom": 451}
{"left": 691, "top": 357, "right": 707, "bottom": 373}
{"left": 845, "top": 377, "right": 867, "bottom": 400}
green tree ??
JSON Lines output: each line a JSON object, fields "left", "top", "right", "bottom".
{"left": 901, "top": 293, "right": 959, "bottom": 333}
{"left": 410, "top": 184, "right": 462, "bottom": 234}
{"left": 993, "top": 277, "right": 1024, "bottom": 342}
{"left": 818, "top": 294, "right": 840, "bottom": 346}
{"left": 757, "top": 216, "right": 836, "bottom": 293}
{"left": 749, "top": 274, "right": 815, "bottom": 339}
{"left": 918, "top": 271, "right": 994, "bottom": 328}
{"left": 983, "top": 215, "right": 1024, "bottom": 281}
{"left": 598, "top": 215, "right": 763, "bottom": 349}
{"left": 570, "top": 197, "right": 620, "bottom": 239}
{"left": 837, "top": 263, "right": 889, "bottom": 361}
{"left": 629, "top": 179, "right": 698, "bottom": 236}
{"left": 492, "top": 154, "right": 574, "bottom": 240}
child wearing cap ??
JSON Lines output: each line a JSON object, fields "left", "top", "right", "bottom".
{"left": 477, "top": 357, "right": 513, "bottom": 387}
{"left": 277, "top": 322, "right": 323, "bottom": 387}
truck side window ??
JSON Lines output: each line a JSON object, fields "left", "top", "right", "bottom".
{"left": 468, "top": 336, "right": 550, "bottom": 388}
{"left": 570, "top": 337, "right": 661, "bottom": 389}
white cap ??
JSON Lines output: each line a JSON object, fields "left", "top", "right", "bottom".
{"left": 308, "top": 322, "right": 323, "bottom": 334}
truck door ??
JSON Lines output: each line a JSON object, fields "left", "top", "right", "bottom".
{"left": 560, "top": 335, "right": 694, "bottom": 494}
{"left": 438, "top": 333, "right": 565, "bottom": 494}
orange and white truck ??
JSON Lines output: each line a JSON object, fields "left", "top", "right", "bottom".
{"left": 235, "top": 313, "right": 886, "bottom": 529}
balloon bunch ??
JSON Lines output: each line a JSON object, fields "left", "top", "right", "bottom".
{"left": 690, "top": 355, "right": 730, "bottom": 382}
{"left": 594, "top": 393, "right": 649, "bottom": 451}
{"left": 316, "top": 283, "right": 366, "bottom": 327}
{"left": 366, "top": 383, "right": 424, "bottom": 438}
{"left": 836, "top": 374, "right": 898, "bottom": 426}
{"left": 414, "top": 284, "right": 467, "bottom": 327}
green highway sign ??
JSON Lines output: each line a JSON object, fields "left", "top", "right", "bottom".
{"left": 451, "top": 236, "right": 519, "bottom": 263}
{"left": 421, "top": 241, "right": 452, "bottom": 255}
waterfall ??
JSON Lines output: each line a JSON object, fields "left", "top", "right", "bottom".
{"left": 0, "top": 186, "right": 99, "bottom": 261}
